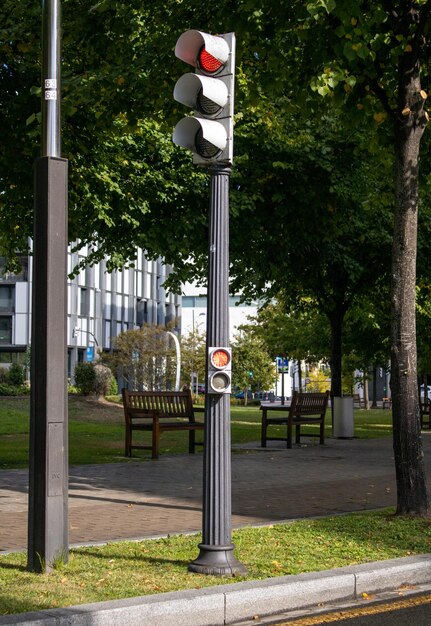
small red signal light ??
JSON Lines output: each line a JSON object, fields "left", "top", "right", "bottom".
{"left": 198, "top": 47, "right": 223, "bottom": 74}
{"left": 211, "top": 348, "right": 230, "bottom": 368}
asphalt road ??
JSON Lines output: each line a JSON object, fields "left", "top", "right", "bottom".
{"left": 264, "top": 592, "right": 431, "bottom": 625}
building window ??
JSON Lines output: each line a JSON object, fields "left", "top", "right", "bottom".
{"left": 0, "top": 351, "right": 26, "bottom": 364}
{"left": 136, "top": 299, "right": 147, "bottom": 326}
{"left": 0, "top": 317, "right": 12, "bottom": 344}
{"left": 80, "top": 288, "right": 88, "bottom": 317}
{"left": 104, "top": 320, "right": 111, "bottom": 350}
{"left": 0, "top": 286, "right": 14, "bottom": 312}
{"left": 182, "top": 296, "right": 207, "bottom": 307}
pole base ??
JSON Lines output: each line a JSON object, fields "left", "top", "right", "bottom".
{"left": 188, "top": 543, "right": 247, "bottom": 576}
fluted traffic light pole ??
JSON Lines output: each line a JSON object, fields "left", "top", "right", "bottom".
{"left": 189, "top": 165, "right": 246, "bottom": 576}
{"left": 28, "top": 0, "right": 69, "bottom": 572}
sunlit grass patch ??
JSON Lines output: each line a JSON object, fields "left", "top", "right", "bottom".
{"left": 1, "top": 509, "right": 430, "bottom": 616}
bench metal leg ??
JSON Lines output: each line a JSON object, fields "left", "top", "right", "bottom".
{"left": 287, "top": 419, "right": 293, "bottom": 449}
{"left": 295, "top": 425, "right": 301, "bottom": 445}
{"left": 189, "top": 428, "right": 196, "bottom": 454}
{"left": 125, "top": 425, "right": 132, "bottom": 457}
{"left": 320, "top": 422, "right": 325, "bottom": 445}
{"left": 261, "top": 410, "right": 268, "bottom": 447}
{"left": 152, "top": 421, "right": 160, "bottom": 459}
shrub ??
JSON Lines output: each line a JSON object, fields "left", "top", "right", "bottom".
{"left": 67, "top": 379, "right": 79, "bottom": 394}
{"left": 74, "top": 362, "right": 96, "bottom": 395}
{"left": 0, "top": 383, "right": 29, "bottom": 396}
{"left": 8, "top": 363, "right": 25, "bottom": 386}
{"left": 109, "top": 374, "right": 118, "bottom": 396}
{"left": 93, "top": 364, "right": 114, "bottom": 397}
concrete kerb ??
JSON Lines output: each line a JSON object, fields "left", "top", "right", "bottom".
{"left": 1, "top": 554, "right": 430, "bottom": 626}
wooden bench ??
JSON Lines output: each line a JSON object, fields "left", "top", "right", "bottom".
{"left": 382, "top": 396, "right": 392, "bottom": 410}
{"left": 420, "top": 398, "right": 431, "bottom": 429}
{"left": 122, "top": 389, "right": 204, "bottom": 459}
{"left": 260, "top": 391, "right": 329, "bottom": 449}
{"left": 353, "top": 394, "right": 365, "bottom": 408}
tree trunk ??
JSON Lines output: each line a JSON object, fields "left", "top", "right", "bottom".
{"left": 372, "top": 367, "right": 378, "bottom": 408}
{"left": 390, "top": 39, "right": 429, "bottom": 515}
{"left": 363, "top": 370, "right": 369, "bottom": 410}
{"left": 297, "top": 360, "right": 302, "bottom": 392}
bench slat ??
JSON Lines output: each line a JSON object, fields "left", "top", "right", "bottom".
{"left": 122, "top": 389, "right": 204, "bottom": 459}
{"left": 261, "top": 391, "right": 329, "bottom": 448}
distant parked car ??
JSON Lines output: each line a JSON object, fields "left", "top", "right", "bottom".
{"left": 192, "top": 383, "right": 206, "bottom": 394}
{"left": 253, "top": 391, "right": 272, "bottom": 401}
{"left": 234, "top": 390, "right": 252, "bottom": 399}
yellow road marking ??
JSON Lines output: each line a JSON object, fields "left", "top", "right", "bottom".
{"left": 272, "top": 593, "right": 431, "bottom": 624}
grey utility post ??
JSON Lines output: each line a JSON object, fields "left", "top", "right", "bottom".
{"left": 28, "top": 0, "right": 69, "bottom": 572}
{"left": 188, "top": 165, "right": 246, "bottom": 576}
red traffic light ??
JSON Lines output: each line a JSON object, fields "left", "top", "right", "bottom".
{"left": 198, "top": 47, "right": 224, "bottom": 74}
{"left": 208, "top": 347, "right": 232, "bottom": 394}
{"left": 210, "top": 348, "right": 231, "bottom": 369}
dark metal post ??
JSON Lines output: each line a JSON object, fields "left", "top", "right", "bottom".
{"left": 28, "top": 0, "right": 68, "bottom": 572}
{"left": 189, "top": 166, "right": 246, "bottom": 576}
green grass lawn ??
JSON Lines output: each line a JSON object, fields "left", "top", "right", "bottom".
{"left": 0, "top": 396, "right": 393, "bottom": 469}
{"left": 0, "top": 509, "right": 430, "bottom": 615}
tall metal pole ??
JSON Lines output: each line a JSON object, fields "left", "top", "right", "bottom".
{"left": 189, "top": 166, "right": 246, "bottom": 576}
{"left": 28, "top": 0, "right": 69, "bottom": 572}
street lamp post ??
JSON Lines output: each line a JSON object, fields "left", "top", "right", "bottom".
{"left": 73, "top": 327, "right": 99, "bottom": 347}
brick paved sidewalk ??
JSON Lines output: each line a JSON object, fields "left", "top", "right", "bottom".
{"left": 1, "top": 435, "right": 431, "bottom": 553}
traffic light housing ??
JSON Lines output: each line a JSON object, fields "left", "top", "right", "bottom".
{"left": 173, "top": 30, "right": 235, "bottom": 166}
{"left": 208, "top": 347, "right": 232, "bottom": 394}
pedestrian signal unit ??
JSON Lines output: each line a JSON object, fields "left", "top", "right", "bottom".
{"left": 208, "top": 347, "right": 232, "bottom": 394}
{"left": 173, "top": 30, "right": 236, "bottom": 166}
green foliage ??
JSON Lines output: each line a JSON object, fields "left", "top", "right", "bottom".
{"left": 67, "top": 382, "right": 79, "bottom": 394}
{"left": 253, "top": 298, "right": 331, "bottom": 364}
{"left": 0, "top": 509, "right": 430, "bottom": 614}
{"left": 108, "top": 374, "right": 119, "bottom": 396}
{"left": 74, "top": 362, "right": 96, "bottom": 395}
{"left": 73, "top": 362, "right": 116, "bottom": 396}
{"left": 179, "top": 327, "right": 206, "bottom": 392}
{"left": 0, "top": 383, "right": 29, "bottom": 396}
{"left": 231, "top": 329, "right": 276, "bottom": 396}
{"left": 7, "top": 363, "right": 25, "bottom": 386}
{"left": 101, "top": 324, "right": 177, "bottom": 391}
{"left": 306, "top": 369, "right": 331, "bottom": 393}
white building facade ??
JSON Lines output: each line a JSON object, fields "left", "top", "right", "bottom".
{"left": 180, "top": 281, "right": 258, "bottom": 339}
{"left": 0, "top": 248, "right": 180, "bottom": 379}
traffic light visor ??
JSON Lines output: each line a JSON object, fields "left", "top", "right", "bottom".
{"left": 173, "top": 74, "right": 228, "bottom": 115}
{"left": 175, "top": 30, "right": 230, "bottom": 75}
{"left": 173, "top": 117, "right": 227, "bottom": 158}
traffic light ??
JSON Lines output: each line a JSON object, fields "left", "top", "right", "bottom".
{"left": 173, "top": 30, "right": 236, "bottom": 166}
{"left": 208, "top": 347, "right": 232, "bottom": 394}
